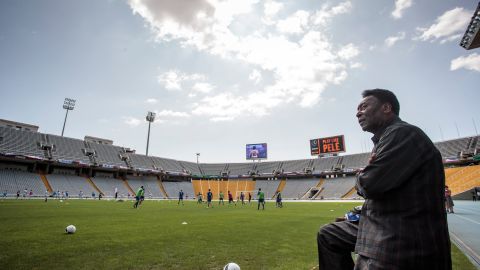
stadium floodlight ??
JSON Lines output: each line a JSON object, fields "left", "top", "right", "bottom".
{"left": 460, "top": 2, "right": 480, "bottom": 50}
{"left": 196, "top": 153, "right": 200, "bottom": 164}
{"left": 61, "top": 98, "right": 76, "bottom": 136}
{"left": 145, "top": 111, "right": 156, "bottom": 156}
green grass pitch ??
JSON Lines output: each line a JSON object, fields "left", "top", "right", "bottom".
{"left": 0, "top": 199, "right": 475, "bottom": 270}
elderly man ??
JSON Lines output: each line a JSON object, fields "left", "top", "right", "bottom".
{"left": 317, "top": 89, "right": 451, "bottom": 269}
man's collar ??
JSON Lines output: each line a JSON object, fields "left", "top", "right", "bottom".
{"left": 371, "top": 116, "right": 401, "bottom": 144}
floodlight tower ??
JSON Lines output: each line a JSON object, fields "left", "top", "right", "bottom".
{"left": 61, "top": 98, "right": 76, "bottom": 136}
{"left": 145, "top": 111, "right": 156, "bottom": 156}
{"left": 196, "top": 153, "right": 200, "bottom": 164}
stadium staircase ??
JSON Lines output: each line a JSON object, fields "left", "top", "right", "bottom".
{"left": 121, "top": 177, "right": 135, "bottom": 196}
{"left": 273, "top": 179, "right": 286, "bottom": 199}
{"left": 39, "top": 174, "right": 53, "bottom": 193}
{"left": 156, "top": 176, "right": 169, "bottom": 198}
{"left": 341, "top": 187, "right": 357, "bottom": 199}
{"left": 300, "top": 179, "right": 325, "bottom": 200}
{"left": 86, "top": 177, "right": 102, "bottom": 195}
{"left": 316, "top": 178, "right": 325, "bottom": 188}
{"left": 446, "top": 165, "right": 480, "bottom": 197}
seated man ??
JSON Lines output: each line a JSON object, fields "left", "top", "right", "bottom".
{"left": 317, "top": 89, "right": 451, "bottom": 269}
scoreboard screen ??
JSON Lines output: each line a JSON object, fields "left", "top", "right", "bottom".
{"left": 310, "top": 135, "right": 345, "bottom": 155}
{"left": 246, "top": 143, "right": 267, "bottom": 160}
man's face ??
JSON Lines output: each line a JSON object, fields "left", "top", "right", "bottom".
{"left": 356, "top": 95, "right": 386, "bottom": 133}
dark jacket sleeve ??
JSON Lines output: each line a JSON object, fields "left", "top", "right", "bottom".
{"left": 356, "top": 125, "right": 431, "bottom": 199}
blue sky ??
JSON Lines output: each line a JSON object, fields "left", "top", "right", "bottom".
{"left": 1, "top": 0, "right": 479, "bottom": 163}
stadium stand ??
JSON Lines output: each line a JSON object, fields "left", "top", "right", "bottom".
{"left": 255, "top": 161, "right": 281, "bottom": 175}
{"left": 1, "top": 123, "right": 480, "bottom": 201}
{"left": 47, "top": 134, "right": 91, "bottom": 164}
{"left": 446, "top": 165, "right": 480, "bottom": 196}
{"left": 150, "top": 156, "right": 185, "bottom": 173}
{"left": 199, "top": 163, "right": 227, "bottom": 176}
{"left": 434, "top": 136, "right": 477, "bottom": 158}
{"left": 0, "top": 169, "right": 46, "bottom": 196}
{"left": 312, "top": 156, "right": 342, "bottom": 173}
{"left": 162, "top": 181, "right": 195, "bottom": 199}
{"left": 178, "top": 161, "right": 202, "bottom": 175}
{"left": 46, "top": 174, "right": 96, "bottom": 197}
{"left": 90, "top": 176, "right": 131, "bottom": 198}
{"left": 281, "top": 178, "right": 320, "bottom": 199}
{"left": 126, "top": 175, "right": 165, "bottom": 198}
{"left": 127, "top": 153, "right": 155, "bottom": 170}
{"left": 0, "top": 126, "right": 46, "bottom": 158}
{"left": 87, "top": 141, "right": 127, "bottom": 168}
{"left": 281, "top": 159, "right": 311, "bottom": 173}
{"left": 226, "top": 162, "right": 254, "bottom": 176}
{"left": 316, "top": 176, "right": 356, "bottom": 199}
{"left": 253, "top": 179, "right": 280, "bottom": 199}
{"left": 341, "top": 153, "right": 370, "bottom": 170}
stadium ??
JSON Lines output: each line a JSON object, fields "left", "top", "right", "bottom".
{"left": 2, "top": 1, "right": 480, "bottom": 270}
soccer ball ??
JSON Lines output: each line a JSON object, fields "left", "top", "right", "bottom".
{"left": 65, "top": 225, "right": 76, "bottom": 234}
{"left": 223, "top": 262, "right": 240, "bottom": 270}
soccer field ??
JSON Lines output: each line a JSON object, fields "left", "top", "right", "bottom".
{"left": 0, "top": 199, "right": 475, "bottom": 270}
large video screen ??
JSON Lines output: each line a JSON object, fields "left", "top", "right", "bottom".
{"left": 246, "top": 143, "right": 267, "bottom": 160}
{"left": 310, "top": 135, "right": 345, "bottom": 155}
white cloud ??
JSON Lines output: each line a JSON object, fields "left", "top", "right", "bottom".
{"left": 248, "top": 69, "right": 262, "bottom": 84}
{"left": 157, "top": 70, "right": 182, "bottom": 90}
{"left": 450, "top": 53, "right": 480, "bottom": 72}
{"left": 192, "top": 82, "right": 214, "bottom": 93}
{"left": 276, "top": 10, "right": 309, "bottom": 34}
{"left": 385, "top": 31, "right": 406, "bottom": 47}
{"left": 338, "top": 43, "right": 359, "bottom": 60}
{"left": 157, "top": 70, "right": 206, "bottom": 91}
{"left": 350, "top": 62, "right": 362, "bottom": 69}
{"left": 311, "top": 1, "right": 352, "bottom": 26}
{"left": 416, "top": 7, "right": 471, "bottom": 43}
{"left": 146, "top": 98, "right": 158, "bottom": 104}
{"left": 123, "top": 116, "right": 142, "bottom": 127}
{"left": 263, "top": 0, "right": 283, "bottom": 24}
{"left": 156, "top": 110, "right": 191, "bottom": 118}
{"left": 392, "top": 0, "right": 413, "bottom": 19}
{"left": 130, "top": 0, "right": 358, "bottom": 121}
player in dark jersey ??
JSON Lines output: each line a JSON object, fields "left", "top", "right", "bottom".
{"left": 207, "top": 189, "right": 213, "bottom": 208}
{"left": 228, "top": 190, "right": 234, "bottom": 205}
{"left": 275, "top": 191, "right": 283, "bottom": 208}
{"left": 178, "top": 190, "right": 184, "bottom": 205}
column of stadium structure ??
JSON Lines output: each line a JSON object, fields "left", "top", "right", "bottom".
{"left": 235, "top": 180, "right": 239, "bottom": 200}
{"left": 210, "top": 178, "right": 219, "bottom": 200}
{"left": 246, "top": 180, "right": 255, "bottom": 197}
{"left": 39, "top": 174, "right": 53, "bottom": 193}
{"left": 226, "top": 179, "right": 230, "bottom": 198}
{"left": 85, "top": 177, "right": 102, "bottom": 196}
{"left": 121, "top": 177, "right": 135, "bottom": 196}
{"left": 273, "top": 179, "right": 286, "bottom": 199}
{"left": 341, "top": 187, "right": 357, "bottom": 199}
{"left": 156, "top": 175, "right": 169, "bottom": 199}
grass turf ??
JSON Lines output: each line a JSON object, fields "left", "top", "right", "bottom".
{"left": 0, "top": 199, "right": 476, "bottom": 270}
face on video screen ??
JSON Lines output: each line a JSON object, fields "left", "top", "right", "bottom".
{"left": 246, "top": 143, "right": 267, "bottom": 159}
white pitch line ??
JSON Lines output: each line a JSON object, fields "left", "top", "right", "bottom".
{"left": 452, "top": 214, "right": 480, "bottom": 226}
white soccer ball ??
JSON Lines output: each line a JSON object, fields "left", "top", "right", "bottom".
{"left": 223, "top": 262, "right": 240, "bottom": 270}
{"left": 65, "top": 225, "right": 76, "bottom": 234}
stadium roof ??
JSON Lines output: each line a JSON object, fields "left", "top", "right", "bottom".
{"left": 460, "top": 1, "right": 480, "bottom": 50}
